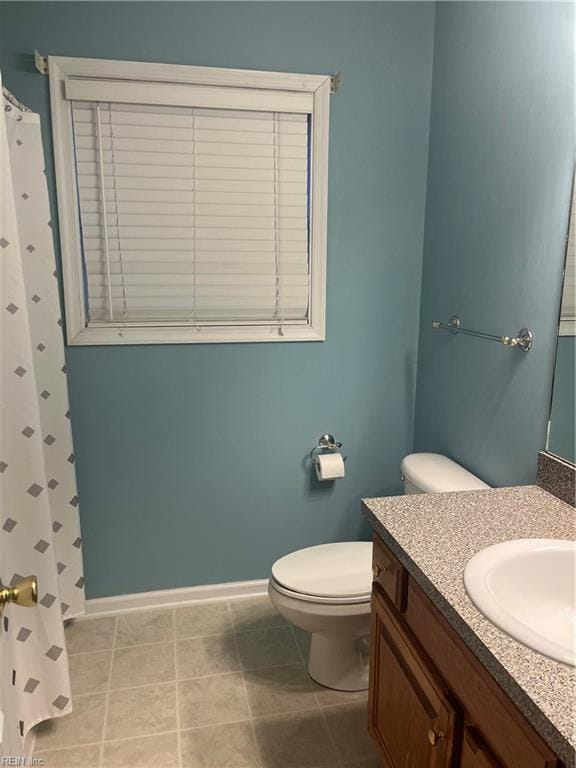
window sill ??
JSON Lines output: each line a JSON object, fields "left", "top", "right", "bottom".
{"left": 68, "top": 324, "right": 325, "bottom": 346}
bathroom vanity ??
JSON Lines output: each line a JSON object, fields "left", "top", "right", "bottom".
{"left": 362, "top": 485, "right": 575, "bottom": 768}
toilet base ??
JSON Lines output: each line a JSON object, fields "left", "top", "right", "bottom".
{"left": 308, "top": 632, "right": 369, "bottom": 691}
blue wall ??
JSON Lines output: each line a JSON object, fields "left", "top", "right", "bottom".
{"left": 0, "top": 2, "right": 435, "bottom": 598}
{"left": 414, "top": 2, "right": 574, "bottom": 487}
{"left": 549, "top": 336, "right": 576, "bottom": 463}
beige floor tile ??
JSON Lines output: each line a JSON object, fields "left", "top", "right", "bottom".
{"left": 65, "top": 617, "right": 116, "bottom": 654}
{"left": 291, "top": 626, "right": 311, "bottom": 659}
{"left": 175, "top": 602, "right": 232, "bottom": 639}
{"left": 34, "top": 744, "right": 101, "bottom": 767}
{"left": 69, "top": 650, "right": 111, "bottom": 695}
{"left": 244, "top": 663, "right": 320, "bottom": 716}
{"left": 314, "top": 685, "right": 369, "bottom": 708}
{"left": 34, "top": 693, "right": 106, "bottom": 750}
{"left": 253, "top": 709, "right": 339, "bottom": 768}
{"left": 229, "top": 596, "right": 288, "bottom": 632}
{"left": 178, "top": 672, "right": 250, "bottom": 728}
{"left": 322, "top": 702, "right": 376, "bottom": 763}
{"left": 180, "top": 721, "right": 260, "bottom": 767}
{"left": 236, "top": 627, "right": 301, "bottom": 670}
{"left": 102, "top": 732, "right": 179, "bottom": 767}
{"left": 110, "top": 642, "right": 175, "bottom": 689}
{"left": 176, "top": 635, "right": 239, "bottom": 678}
{"left": 116, "top": 608, "right": 174, "bottom": 647}
{"left": 105, "top": 682, "right": 177, "bottom": 741}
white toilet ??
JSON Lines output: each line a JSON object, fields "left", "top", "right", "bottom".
{"left": 268, "top": 452, "right": 489, "bottom": 691}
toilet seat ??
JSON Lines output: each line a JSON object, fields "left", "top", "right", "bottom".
{"left": 270, "top": 577, "right": 371, "bottom": 605}
{"left": 271, "top": 542, "right": 372, "bottom": 604}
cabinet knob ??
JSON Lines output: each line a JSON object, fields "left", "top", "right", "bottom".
{"left": 428, "top": 729, "right": 444, "bottom": 747}
{"left": 372, "top": 564, "right": 386, "bottom": 578}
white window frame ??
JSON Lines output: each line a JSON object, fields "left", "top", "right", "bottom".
{"left": 48, "top": 56, "right": 330, "bottom": 345}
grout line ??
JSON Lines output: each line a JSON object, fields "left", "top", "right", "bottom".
{"left": 289, "top": 624, "right": 306, "bottom": 664}
{"left": 291, "top": 625, "right": 369, "bottom": 766}
{"left": 36, "top": 702, "right": 359, "bottom": 757}
{"left": 69, "top": 638, "right": 175, "bottom": 656}
{"left": 233, "top": 622, "right": 289, "bottom": 637}
{"left": 99, "top": 614, "right": 118, "bottom": 767}
{"left": 36, "top": 730, "right": 181, "bottom": 754}
{"left": 107, "top": 676, "right": 177, "bottom": 692}
{"left": 69, "top": 660, "right": 315, "bottom": 701}
{"left": 103, "top": 727, "right": 180, "bottom": 745}
{"left": 35, "top": 729, "right": 181, "bottom": 755}
{"left": 35, "top": 739, "right": 104, "bottom": 755}
{"left": 173, "top": 609, "right": 183, "bottom": 768}
{"left": 115, "top": 637, "right": 182, "bottom": 651}
{"left": 68, "top": 618, "right": 287, "bottom": 656}
{"left": 317, "top": 696, "right": 343, "bottom": 767}
{"left": 287, "top": 625, "right": 368, "bottom": 711}
{"left": 250, "top": 705, "right": 323, "bottom": 723}
{"left": 289, "top": 625, "right": 330, "bottom": 712}
{"left": 226, "top": 600, "right": 264, "bottom": 768}
{"left": 180, "top": 715, "right": 254, "bottom": 732}
{"left": 177, "top": 667, "right": 240, "bottom": 682}
{"left": 68, "top": 647, "right": 115, "bottom": 657}
{"left": 288, "top": 623, "right": 332, "bottom": 709}
{"left": 289, "top": 623, "right": 324, "bottom": 705}
{"left": 108, "top": 628, "right": 266, "bottom": 652}
{"left": 57, "top": 690, "right": 109, "bottom": 701}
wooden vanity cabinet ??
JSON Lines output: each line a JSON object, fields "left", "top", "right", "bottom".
{"left": 368, "top": 535, "right": 563, "bottom": 768}
{"left": 460, "top": 728, "right": 502, "bottom": 768}
{"left": 369, "top": 584, "right": 458, "bottom": 768}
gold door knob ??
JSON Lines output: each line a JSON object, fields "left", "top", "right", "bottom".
{"left": 428, "top": 729, "right": 444, "bottom": 747}
{"left": 372, "top": 564, "right": 386, "bottom": 578}
{"left": 0, "top": 576, "right": 38, "bottom": 615}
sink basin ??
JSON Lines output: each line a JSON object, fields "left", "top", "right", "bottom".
{"left": 464, "top": 539, "right": 576, "bottom": 666}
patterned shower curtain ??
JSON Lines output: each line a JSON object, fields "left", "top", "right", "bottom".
{"left": 1, "top": 80, "right": 85, "bottom": 759}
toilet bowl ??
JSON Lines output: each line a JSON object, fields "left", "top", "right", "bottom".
{"left": 268, "top": 541, "right": 372, "bottom": 691}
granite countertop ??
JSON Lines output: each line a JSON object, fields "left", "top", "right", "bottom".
{"left": 362, "top": 485, "right": 576, "bottom": 767}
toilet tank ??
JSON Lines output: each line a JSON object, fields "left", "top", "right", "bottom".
{"left": 401, "top": 453, "right": 489, "bottom": 495}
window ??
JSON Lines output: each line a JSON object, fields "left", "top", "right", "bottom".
{"left": 48, "top": 57, "right": 330, "bottom": 344}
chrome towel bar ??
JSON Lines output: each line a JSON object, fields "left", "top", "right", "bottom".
{"left": 432, "top": 316, "right": 533, "bottom": 352}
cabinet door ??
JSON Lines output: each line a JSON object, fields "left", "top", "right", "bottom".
{"left": 368, "top": 586, "right": 458, "bottom": 768}
{"left": 461, "top": 727, "right": 502, "bottom": 768}
{"left": 404, "top": 580, "right": 561, "bottom": 768}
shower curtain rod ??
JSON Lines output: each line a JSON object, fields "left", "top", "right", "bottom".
{"left": 3, "top": 86, "right": 33, "bottom": 114}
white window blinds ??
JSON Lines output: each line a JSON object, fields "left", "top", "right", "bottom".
{"left": 71, "top": 100, "right": 311, "bottom": 326}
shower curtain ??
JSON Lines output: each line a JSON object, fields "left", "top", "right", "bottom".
{"left": 1, "top": 80, "right": 85, "bottom": 758}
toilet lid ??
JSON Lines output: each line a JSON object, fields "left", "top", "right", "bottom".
{"left": 271, "top": 542, "right": 372, "bottom": 599}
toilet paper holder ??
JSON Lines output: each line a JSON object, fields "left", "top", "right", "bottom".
{"left": 309, "top": 434, "right": 348, "bottom": 465}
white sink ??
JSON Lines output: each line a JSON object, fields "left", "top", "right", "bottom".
{"left": 464, "top": 539, "right": 576, "bottom": 666}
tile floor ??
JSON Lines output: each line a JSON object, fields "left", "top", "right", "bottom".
{"left": 33, "top": 595, "right": 380, "bottom": 768}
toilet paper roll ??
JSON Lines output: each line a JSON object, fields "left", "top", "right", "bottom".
{"left": 315, "top": 452, "right": 346, "bottom": 481}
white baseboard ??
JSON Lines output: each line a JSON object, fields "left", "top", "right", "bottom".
{"left": 84, "top": 578, "right": 269, "bottom": 618}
